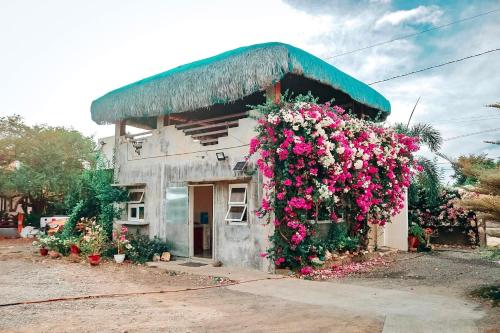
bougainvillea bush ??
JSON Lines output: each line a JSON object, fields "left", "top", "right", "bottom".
{"left": 409, "top": 188, "right": 473, "bottom": 228}
{"left": 249, "top": 96, "right": 420, "bottom": 271}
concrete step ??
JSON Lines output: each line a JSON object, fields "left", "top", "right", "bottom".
{"left": 486, "top": 227, "right": 500, "bottom": 237}
{"left": 486, "top": 235, "right": 500, "bottom": 247}
{"left": 382, "top": 315, "right": 478, "bottom": 333}
{"left": 486, "top": 221, "right": 500, "bottom": 228}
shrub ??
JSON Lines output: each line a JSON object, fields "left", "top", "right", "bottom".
{"left": 325, "top": 222, "right": 359, "bottom": 253}
{"left": 127, "top": 233, "right": 169, "bottom": 264}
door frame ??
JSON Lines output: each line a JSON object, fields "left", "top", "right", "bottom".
{"left": 188, "top": 184, "right": 215, "bottom": 261}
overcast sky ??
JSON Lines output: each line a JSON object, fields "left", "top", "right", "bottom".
{"left": 1, "top": 0, "right": 499, "bottom": 182}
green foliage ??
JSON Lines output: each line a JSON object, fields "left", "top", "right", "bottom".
{"left": 471, "top": 285, "right": 499, "bottom": 306}
{"left": 394, "top": 122, "right": 443, "bottom": 153}
{"left": 324, "top": 222, "right": 359, "bottom": 252}
{"left": 64, "top": 163, "right": 126, "bottom": 238}
{"left": 409, "top": 224, "right": 425, "bottom": 242}
{"left": 126, "top": 233, "right": 170, "bottom": 264}
{"left": 451, "top": 154, "right": 498, "bottom": 186}
{"left": 25, "top": 212, "right": 42, "bottom": 228}
{"left": 0, "top": 115, "right": 96, "bottom": 214}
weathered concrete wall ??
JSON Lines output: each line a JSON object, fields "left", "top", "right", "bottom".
{"left": 114, "top": 116, "right": 273, "bottom": 271}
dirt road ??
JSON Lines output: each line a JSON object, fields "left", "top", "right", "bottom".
{"left": 0, "top": 239, "right": 498, "bottom": 333}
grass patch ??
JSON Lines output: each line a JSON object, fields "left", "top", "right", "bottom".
{"left": 471, "top": 285, "right": 500, "bottom": 306}
{"left": 480, "top": 248, "right": 500, "bottom": 261}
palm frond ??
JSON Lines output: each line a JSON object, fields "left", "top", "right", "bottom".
{"left": 414, "top": 156, "right": 442, "bottom": 205}
{"left": 409, "top": 123, "right": 443, "bottom": 152}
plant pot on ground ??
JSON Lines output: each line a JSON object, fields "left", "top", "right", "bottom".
{"left": 114, "top": 254, "right": 125, "bottom": 264}
{"left": 39, "top": 248, "right": 48, "bottom": 256}
{"left": 88, "top": 254, "right": 101, "bottom": 265}
{"left": 70, "top": 244, "right": 80, "bottom": 255}
{"left": 113, "top": 225, "right": 131, "bottom": 264}
{"left": 48, "top": 250, "right": 61, "bottom": 259}
{"left": 408, "top": 235, "right": 420, "bottom": 250}
{"left": 408, "top": 224, "right": 425, "bottom": 251}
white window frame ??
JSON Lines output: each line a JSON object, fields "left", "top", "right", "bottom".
{"left": 128, "top": 203, "right": 145, "bottom": 222}
{"left": 127, "top": 189, "right": 145, "bottom": 203}
{"left": 225, "top": 184, "right": 248, "bottom": 223}
{"left": 228, "top": 184, "right": 247, "bottom": 205}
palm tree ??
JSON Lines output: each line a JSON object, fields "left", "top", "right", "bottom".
{"left": 394, "top": 122, "right": 443, "bottom": 205}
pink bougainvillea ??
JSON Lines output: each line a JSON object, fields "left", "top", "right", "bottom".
{"left": 249, "top": 97, "right": 420, "bottom": 270}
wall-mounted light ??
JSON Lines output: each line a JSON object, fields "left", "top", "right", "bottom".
{"left": 131, "top": 140, "right": 144, "bottom": 155}
{"left": 216, "top": 152, "right": 227, "bottom": 161}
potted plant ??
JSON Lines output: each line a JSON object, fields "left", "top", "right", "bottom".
{"left": 408, "top": 224, "right": 424, "bottom": 250}
{"left": 82, "top": 220, "right": 106, "bottom": 266}
{"left": 66, "top": 236, "right": 81, "bottom": 255}
{"left": 113, "top": 226, "right": 131, "bottom": 264}
{"left": 42, "top": 235, "right": 63, "bottom": 258}
{"left": 32, "top": 235, "right": 49, "bottom": 256}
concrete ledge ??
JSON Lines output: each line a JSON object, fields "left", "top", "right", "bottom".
{"left": 146, "top": 260, "right": 282, "bottom": 282}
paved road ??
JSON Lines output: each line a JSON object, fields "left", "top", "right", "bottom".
{"left": 229, "top": 278, "right": 483, "bottom": 333}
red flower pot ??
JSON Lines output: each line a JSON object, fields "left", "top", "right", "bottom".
{"left": 88, "top": 254, "right": 101, "bottom": 266}
{"left": 70, "top": 244, "right": 80, "bottom": 254}
{"left": 408, "top": 235, "right": 420, "bottom": 249}
{"left": 39, "top": 248, "right": 48, "bottom": 256}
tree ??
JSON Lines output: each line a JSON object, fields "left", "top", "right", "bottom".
{"left": 394, "top": 122, "right": 443, "bottom": 206}
{"left": 451, "top": 154, "right": 498, "bottom": 186}
{"left": 0, "top": 115, "right": 96, "bottom": 214}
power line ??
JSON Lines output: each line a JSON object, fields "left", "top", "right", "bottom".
{"left": 432, "top": 116, "right": 500, "bottom": 125}
{"left": 324, "top": 8, "right": 500, "bottom": 59}
{"left": 443, "top": 127, "right": 500, "bottom": 141}
{"left": 368, "top": 48, "right": 500, "bottom": 85}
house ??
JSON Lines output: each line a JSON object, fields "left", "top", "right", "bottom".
{"left": 91, "top": 42, "right": 406, "bottom": 271}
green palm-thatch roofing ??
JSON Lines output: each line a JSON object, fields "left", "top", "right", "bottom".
{"left": 91, "top": 42, "right": 390, "bottom": 124}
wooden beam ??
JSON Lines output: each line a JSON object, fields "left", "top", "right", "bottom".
{"left": 183, "top": 120, "right": 239, "bottom": 134}
{"left": 176, "top": 112, "right": 249, "bottom": 130}
{"left": 200, "top": 138, "right": 220, "bottom": 145}
{"left": 190, "top": 129, "right": 228, "bottom": 139}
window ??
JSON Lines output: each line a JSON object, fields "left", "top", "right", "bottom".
{"left": 128, "top": 203, "right": 145, "bottom": 221}
{"left": 127, "top": 189, "right": 145, "bottom": 222}
{"left": 225, "top": 184, "right": 248, "bottom": 222}
{"left": 128, "top": 189, "right": 145, "bottom": 203}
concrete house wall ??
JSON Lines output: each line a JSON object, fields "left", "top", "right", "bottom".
{"left": 113, "top": 115, "right": 274, "bottom": 271}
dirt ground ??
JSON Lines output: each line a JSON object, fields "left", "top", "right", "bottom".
{"left": 0, "top": 239, "right": 498, "bottom": 333}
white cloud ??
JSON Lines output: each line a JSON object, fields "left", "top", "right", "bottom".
{"left": 375, "top": 5, "right": 443, "bottom": 27}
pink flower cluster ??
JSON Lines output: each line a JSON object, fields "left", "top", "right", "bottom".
{"left": 250, "top": 101, "right": 420, "bottom": 268}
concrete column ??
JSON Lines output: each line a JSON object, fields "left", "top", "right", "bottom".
{"left": 156, "top": 116, "right": 164, "bottom": 129}
{"left": 115, "top": 120, "right": 126, "bottom": 137}
{"left": 265, "top": 82, "right": 281, "bottom": 104}
{"left": 384, "top": 193, "right": 409, "bottom": 251}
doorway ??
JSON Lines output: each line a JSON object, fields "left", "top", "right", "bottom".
{"left": 189, "top": 185, "right": 214, "bottom": 259}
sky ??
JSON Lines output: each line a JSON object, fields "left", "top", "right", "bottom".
{"left": 1, "top": 0, "right": 499, "bottom": 182}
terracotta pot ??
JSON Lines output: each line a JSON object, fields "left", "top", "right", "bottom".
{"left": 70, "top": 244, "right": 80, "bottom": 254}
{"left": 408, "top": 235, "right": 420, "bottom": 249}
{"left": 88, "top": 254, "right": 101, "bottom": 266}
{"left": 39, "top": 248, "right": 49, "bottom": 256}
{"left": 48, "top": 250, "right": 61, "bottom": 259}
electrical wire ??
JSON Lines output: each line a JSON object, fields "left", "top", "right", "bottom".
{"left": 368, "top": 48, "right": 500, "bottom": 85}
{"left": 324, "top": 8, "right": 500, "bottom": 59}
{"left": 443, "top": 127, "right": 500, "bottom": 141}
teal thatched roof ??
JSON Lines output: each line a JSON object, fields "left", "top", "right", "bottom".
{"left": 91, "top": 42, "right": 390, "bottom": 124}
